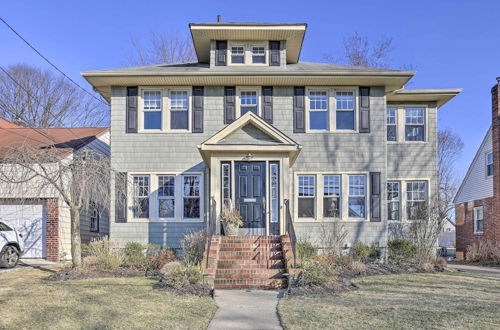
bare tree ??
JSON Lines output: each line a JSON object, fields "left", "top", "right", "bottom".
{"left": 0, "top": 64, "right": 108, "bottom": 128}
{"left": 125, "top": 29, "right": 197, "bottom": 66}
{"left": 0, "top": 144, "right": 119, "bottom": 267}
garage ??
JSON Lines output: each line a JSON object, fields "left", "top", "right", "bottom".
{"left": 0, "top": 204, "right": 45, "bottom": 258}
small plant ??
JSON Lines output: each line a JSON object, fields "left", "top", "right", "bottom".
{"left": 297, "top": 240, "right": 317, "bottom": 260}
{"left": 162, "top": 265, "right": 203, "bottom": 289}
{"left": 421, "top": 262, "right": 435, "bottom": 272}
{"left": 369, "top": 242, "right": 382, "bottom": 259}
{"left": 466, "top": 240, "right": 500, "bottom": 263}
{"left": 124, "top": 242, "right": 149, "bottom": 270}
{"left": 220, "top": 203, "right": 243, "bottom": 236}
{"left": 348, "top": 260, "right": 366, "bottom": 273}
{"left": 350, "top": 242, "right": 370, "bottom": 261}
{"left": 388, "top": 238, "right": 417, "bottom": 263}
{"left": 83, "top": 237, "right": 124, "bottom": 272}
{"left": 181, "top": 231, "right": 206, "bottom": 266}
{"left": 299, "top": 259, "right": 338, "bottom": 286}
{"left": 150, "top": 248, "right": 176, "bottom": 271}
{"left": 435, "top": 257, "right": 447, "bottom": 269}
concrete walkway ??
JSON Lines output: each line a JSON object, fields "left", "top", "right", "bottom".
{"left": 448, "top": 263, "right": 500, "bottom": 277}
{"left": 208, "top": 290, "right": 284, "bottom": 330}
{"left": 0, "top": 259, "right": 59, "bottom": 274}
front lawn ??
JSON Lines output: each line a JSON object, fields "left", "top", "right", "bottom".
{"left": 279, "top": 272, "right": 500, "bottom": 329}
{"left": 0, "top": 267, "right": 217, "bottom": 329}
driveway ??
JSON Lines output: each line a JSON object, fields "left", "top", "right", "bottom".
{"left": 448, "top": 263, "right": 500, "bottom": 277}
{"left": 0, "top": 259, "right": 58, "bottom": 274}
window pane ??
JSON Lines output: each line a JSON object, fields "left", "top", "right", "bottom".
{"left": 336, "top": 111, "right": 355, "bottom": 130}
{"left": 405, "top": 108, "right": 425, "bottom": 124}
{"left": 348, "top": 197, "right": 365, "bottom": 218}
{"left": 183, "top": 198, "right": 200, "bottom": 218}
{"left": 232, "top": 56, "right": 244, "bottom": 64}
{"left": 387, "top": 182, "right": 400, "bottom": 220}
{"left": 184, "top": 176, "right": 200, "bottom": 197}
{"left": 159, "top": 199, "right": 175, "bottom": 218}
{"left": 144, "top": 112, "right": 162, "bottom": 130}
{"left": 298, "top": 198, "right": 314, "bottom": 218}
{"left": 387, "top": 108, "right": 397, "bottom": 124}
{"left": 270, "top": 164, "right": 279, "bottom": 223}
{"left": 349, "top": 175, "right": 365, "bottom": 218}
{"left": 309, "top": 91, "right": 328, "bottom": 110}
{"left": 349, "top": 175, "right": 366, "bottom": 196}
{"left": 231, "top": 46, "right": 244, "bottom": 55}
{"left": 405, "top": 126, "right": 424, "bottom": 141}
{"left": 407, "top": 181, "right": 427, "bottom": 219}
{"left": 170, "top": 91, "right": 189, "bottom": 110}
{"left": 323, "top": 197, "right": 340, "bottom": 218}
{"left": 158, "top": 176, "right": 175, "bottom": 197}
{"left": 387, "top": 125, "right": 397, "bottom": 141}
{"left": 310, "top": 111, "right": 328, "bottom": 130}
{"left": 252, "top": 56, "right": 266, "bottom": 64}
{"left": 241, "top": 106, "right": 258, "bottom": 115}
{"left": 144, "top": 91, "right": 161, "bottom": 110}
{"left": 241, "top": 91, "right": 257, "bottom": 105}
{"left": 336, "top": 91, "right": 354, "bottom": 110}
{"left": 171, "top": 111, "right": 188, "bottom": 130}
{"left": 298, "top": 175, "right": 315, "bottom": 197}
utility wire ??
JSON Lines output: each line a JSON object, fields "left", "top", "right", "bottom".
{"left": 0, "top": 16, "right": 107, "bottom": 105}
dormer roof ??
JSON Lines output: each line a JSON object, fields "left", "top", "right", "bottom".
{"left": 189, "top": 22, "right": 307, "bottom": 64}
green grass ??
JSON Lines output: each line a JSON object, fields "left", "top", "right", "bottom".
{"left": 0, "top": 267, "right": 217, "bottom": 329}
{"left": 278, "top": 272, "right": 500, "bottom": 330}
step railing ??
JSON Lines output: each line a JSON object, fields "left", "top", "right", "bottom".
{"left": 205, "top": 197, "right": 217, "bottom": 268}
{"left": 284, "top": 199, "right": 297, "bottom": 268}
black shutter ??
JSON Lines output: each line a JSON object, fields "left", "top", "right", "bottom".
{"left": 224, "top": 87, "right": 236, "bottom": 124}
{"left": 192, "top": 86, "right": 204, "bottom": 133}
{"left": 262, "top": 86, "right": 273, "bottom": 124}
{"left": 115, "top": 172, "right": 127, "bottom": 223}
{"left": 269, "top": 41, "right": 281, "bottom": 66}
{"left": 126, "top": 87, "right": 138, "bottom": 133}
{"left": 293, "top": 87, "right": 305, "bottom": 133}
{"left": 370, "top": 172, "right": 381, "bottom": 222}
{"left": 359, "top": 87, "right": 370, "bottom": 133}
{"left": 215, "top": 41, "right": 227, "bottom": 66}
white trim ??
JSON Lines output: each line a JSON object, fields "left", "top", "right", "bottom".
{"left": 227, "top": 41, "right": 269, "bottom": 66}
{"left": 237, "top": 87, "right": 261, "bottom": 117}
{"left": 473, "top": 206, "right": 484, "bottom": 234}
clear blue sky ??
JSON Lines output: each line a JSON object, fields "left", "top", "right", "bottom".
{"left": 1, "top": 0, "right": 499, "bottom": 179}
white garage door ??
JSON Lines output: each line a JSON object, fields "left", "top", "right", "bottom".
{"left": 0, "top": 204, "right": 45, "bottom": 258}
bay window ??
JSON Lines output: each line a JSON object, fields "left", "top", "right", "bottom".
{"left": 348, "top": 175, "right": 366, "bottom": 218}
{"left": 298, "top": 175, "right": 315, "bottom": 218}
{"left": 169, "top": 90, "right": 189, "bottom": 130}
{"left": 309, "top": 90, "right": 329, "bottom": 130}
{"left": 143, "top": 90, "right": 162, "bottom": 130}
{"left": 323, "top": 175, "right": 341, "bottom": 218}
{"left": 405, "top": 108, "right": 425, "bottom": 141}
{"left": 336, "top": 91, "right": 355, "bottom": 130}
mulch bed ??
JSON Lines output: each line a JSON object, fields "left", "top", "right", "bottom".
{"left": 153, "top": 278, "right": 213, "bottom": 297}
{"left": 45, "top": 267, "right": 148, "bottom": 281}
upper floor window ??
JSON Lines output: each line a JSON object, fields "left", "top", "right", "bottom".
{"left": 298, "top": 175, "right": 315, "bottom": 218}
{"left": 323, "top": 175, "right": 341, "bottom": 218}
{"left": 143, "top": 90, "right": 162, "bottom": 130}
{"left": 309, "top": 90, "right": 329, "bottom": 130}
{"left": 132, "top": 175, "right": 150, "bottom": 218}
{"left": 348, "top": 175, "right": 366, "bottom": 218}
{"left": 169, "top": 90, "right": 189, "bottom": 130}
{"left": 387, "top": 181, "right": 400, "bottom": 220}
{"left": 336, "top": 91, "right": 355, "bottom": 130}
{"left": 473, "top": 206, "right": 484, "bottom": 234}
{"left": 231, "top": 46, "right": 245, "bottom": 64}
{"left": 406, "top": 181, "right": 427, "bottom": 220}
{"left": 240, "top": 90, "right": 258, "bottom": 115}
{"left": 405, "top": 108, "right": 425, "bottom": 141}
{"left": 387, "top": 108, "right": 397, "bottom": 141}
{"left": 252, "top": 46, "right": 266, "bottom": 64}
{"left": 486, "top": 152, "right": 494, "bottom": 177}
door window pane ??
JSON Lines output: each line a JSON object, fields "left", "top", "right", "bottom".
{"left": 323, "top": 175, "right": 340, "bottom": 218}
{"left": 348, "top": 175, "right": 366, "bottom": 218}
{"left": 222, "top": 163, "right": 231, "bottom": 208}
{"left": 183, "top": 175, "right": 201, "bottom": 219}
{"left": 298, "top": 175, "right": 315, "bottom": 218}
{"left": 270, "top": 163, "right": 279, "bottom": 223}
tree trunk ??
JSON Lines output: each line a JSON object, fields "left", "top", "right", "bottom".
{"left": 70, "top": 207, "right": 82, "bottom": 267}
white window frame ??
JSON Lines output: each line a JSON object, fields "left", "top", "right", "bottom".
{"left": 297, "top": 175, "right": 316, "bottom": 219}
{"left": 335, "top": 90, "right": 357, "bottom": 131}
{"left": 387, "top": 105, "right": 430, "bottom": 143}
{"left": 387, "top": 181, "right": 400, "bottom": 220}
{"left": 406, "top": 181, "right": 428, "bottom": 220}
{"left": 221, "top": 162, "right": 231, "bottom": 209}
{"left": 230, "top": 45, "right": 245, "bottom": 64}
{"left": 182, "top": 174, "right": 203, "bottom": 221}
{"left": 89, "top": 202, "right": 99, "bottom": 232}
{"left": 227, "top": 41, "right": 269, "bottom": 66}
{"left": 169, "top": 89, "right": 191, "bottom": 131}
{"left": 269, "top": 163, "right": 279, "bottom": 223}
{"left": 141, "top": 89, "right": 163, "bottom": 131}
{"left": 387, "top": 107, "right": 398, "bottom": 142}
{"left": 323, "top": 174, "right": 341, "bottom": 219}
{"left": 251, "top": 45, "right": 267, "bottom": 64}
{"left": 308, "top": 89, "right": 330, "bottom": 131}
{"left": 236, "top": 87, "right": 260, "bottom": 117}
{"left": 348, "top": 174, "right": 366, "bottom": 219}
{"left": 157, "top": 175, "right": 176, "bottom": 220}
{"left": 131, "top": 175, "right": 150, "bottom": 219}
{"left": 473, "top": 206, "right": 484, "bottom": 234}
{"left": 486, "top": 151, "right": 493, "bottom": 177}
{"left": 404, "top": 107, "right": 426, "bottom": 142}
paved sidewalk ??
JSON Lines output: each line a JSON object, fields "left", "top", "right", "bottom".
{"left": 208, "top": 290, "right": 284, "bottom": 330}
{"left": 448, "top": 263, "right": 500, "bottom": 277}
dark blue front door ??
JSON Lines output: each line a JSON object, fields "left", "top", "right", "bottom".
{"left": 235, "top": 161, "right": 266, "bottom": 235}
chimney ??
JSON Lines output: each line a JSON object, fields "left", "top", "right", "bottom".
{"left": 491, "top": 79, "right": 500, "bottom": 243}
{"left": 217, "top": 15, "right": 221, "bottom": 23}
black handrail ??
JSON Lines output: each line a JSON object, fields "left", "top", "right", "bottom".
{"left": 205, "top": 197, "right": 217, "bottom": 268}
{"left": 284, "top": 199, "right": 297, "bottom": 268}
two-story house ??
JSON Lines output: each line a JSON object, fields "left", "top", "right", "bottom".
{"left": 454, "top": 79, "right": 500, "bottom": 259}
{"left": 82, "top": 22, "right": 460, "bottom": 259}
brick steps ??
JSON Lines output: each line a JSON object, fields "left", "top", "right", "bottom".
{"left": 217, "top": 260, "right": 284, "bottom": 269}
{"left": 214, "top": 278, "right": 286, "bottom": 289}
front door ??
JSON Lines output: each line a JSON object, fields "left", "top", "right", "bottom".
{"left": 235, "top": 161, "right": 266, "bottom": 235}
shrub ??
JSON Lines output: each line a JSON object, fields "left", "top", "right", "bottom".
{"left": 435, "top": 257, "right": 447, "bottom": 269}
{"left": 369, "top": 242, "right": 382, "bottom": 259}
{"left": 124, "top": 242, "right": 149, "bottom": 270}
{"left": 422, "top": 262, "right": 435, "bottom": 272}
{"left": 388, "top": 238, "right": 417, "bottom": 263}
{"left": 297, "top": 240, "right": 317, "bottom": 261}
{"left": 350, "top": 242, "right": 370, "bottom": 261}
{"left": 181, "top": 231, "right": 206, "bottom": 266}
{"left": 162, "top": 265, "right": 203, "bottom": 289}
{"left": 348, "top": 260, "right": 366, "bottom": 273}
{"left": 81, "top": 256, "right": 99, "bottom": 268}
{"left": 83, "top": 237, "right": 124, "bottom": 272}
{"left": 150, "top": 249, "right": 176, "bottom": 270}
{"left": 466, "top": 240, "right": 500, "bottom": 263}
{"left": 299, "top": 259, "right": 338, "bottom": 286}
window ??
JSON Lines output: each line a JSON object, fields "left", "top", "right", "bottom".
{"left": 309, "top": 90, "right": 328, "bottom": 130}
{"left": 348, "top": 175, "right": 366, "bottom": 218}
{"left": 298, "top": 175, "right": 315, "bottom": 218}
{"left": 323, "top": 175, "right": 341, "bottom": 218}
{"left": 183, "top": 175, "right": 201, "bottom": 219}
{"left": 231, "top": 46, "right": 245, "bottom": 64}
{"left": 387, "top": 108, "right": 397, "bottom": 141}
{"left": 132, "top": 175, "right": 150, "bottom": 218}
{"left": 405, "top": 108, "right": 425, "bottom": 141}
{"left": 90, "top": 202, "right": 99, "bottom": 232}
{"left": 270, "top": 163, "right": 279, "bottom": 223}
{"left": 473, "top": 206, "right": 484, "bottom": 234}
{"left": 158, "top": 175, "right": 175, "bottom": 219}
{"left": 169, "top": 90, "right": 189, "bottom": 130}
{"left": 252, "top": 46, "right": 266, "bottom": 64}
{"left": 143, "top": 90, "right": 162, "bottom": 130}
{"left": 240, "top": 91, "right": 258, "bottom": 115}
{"left": 407, "top": 181, "right": 427, "bottom": 220}
{"left": 336, "top": 91, "right": 355, "bottom": 130}
{"left": 486, "top": 152, "right": 494, "bottom": 177}
{"left": 387, "top": 182, "right": 400, "bottom": 220}
{"left": 221, "top": 163, "right": 231, "bottom": 208}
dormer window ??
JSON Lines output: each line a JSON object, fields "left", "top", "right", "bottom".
{"left": 252, "top": 46, "right": 266, "bottom": 64}
{"left": 231, "top": 46, "right": 245, "bottom": 64}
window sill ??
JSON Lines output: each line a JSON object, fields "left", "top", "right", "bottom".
{"left": 473, "top": 232, "right": 484, "bottom": 235}
{"left": 137, "top": 130, "right": 192, "bottom": 134}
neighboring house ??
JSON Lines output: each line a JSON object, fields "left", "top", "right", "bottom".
{"left": 0, "top": 119, "right": 110, "bottom": 261}
{"left": 82, "top": 22, "right": 460, "bottom": 252}
{"left": 454, "top": 79, "right": 500, "bottom": 259}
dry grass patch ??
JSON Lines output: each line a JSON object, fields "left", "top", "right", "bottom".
{"left": 0, "top": 267, "right": 217, "bottom": 329}
{"left": 279, "top": 272, "right": 500, "bottom": 330}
